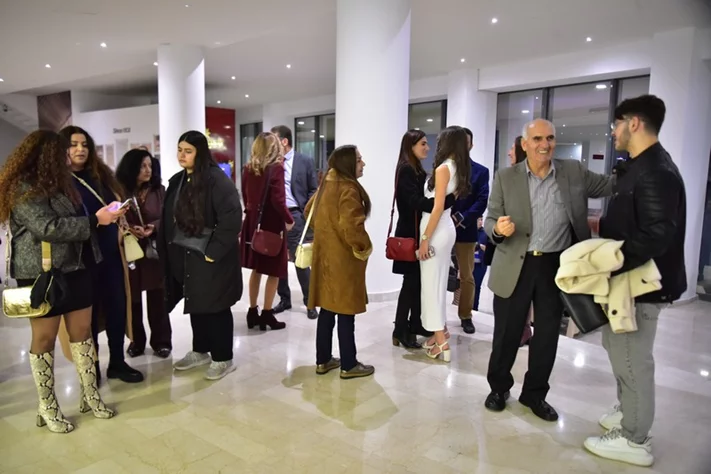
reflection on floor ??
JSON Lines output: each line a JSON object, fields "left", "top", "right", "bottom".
{"left": 1, "top": 270, "right": 710, "bottom": 474}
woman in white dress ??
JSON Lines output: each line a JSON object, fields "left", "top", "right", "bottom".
{"left": 418, "top": 126, "right": 472, "bottom": 361}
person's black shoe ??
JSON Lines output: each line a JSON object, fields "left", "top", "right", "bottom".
{"left": 273, "top": 300, "right": 292, "bottom": 315}
{"left": 409, "top": 325, "right": 434, "bottom": 338}
{"left": 307, "top": 309, "right": 318, "bottom": 320}
{"left": 462, "top": 319, "right": 476, "bottom": 334}
{"left": 392, "top": 325, "right": 422, "bottom": 349}
{"left": 154, "top": 348, "right": 172, "bottom": 359}
{"left": 518, "top": 397, "right": 559, "bottom": 422}
{"left": 107, "top": 361, "right": 144, "bottom": 383}
{"left": 95, "top": 361, "right": 102, "bottom": 387}
{"left": 126, "top": 343, "right": 144, "bottom": 358}
{"left": 484, "top": 391, "right": 510, "bottom": 412}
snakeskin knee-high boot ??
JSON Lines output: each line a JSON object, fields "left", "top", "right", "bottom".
{"left": 29, "top": 351, "right": 74, "bottom": 433}
{"left": 69, "top": 338, "right": 115, "bottom": 419}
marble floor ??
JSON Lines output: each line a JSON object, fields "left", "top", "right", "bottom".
{"left": 1, "top": 269, "right": 710, "bottom": 474}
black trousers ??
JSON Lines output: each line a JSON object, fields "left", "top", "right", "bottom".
{"left": 487, "top": 252, "right": 563, "bottom": 401}
{"left": 316, "top": 309, "right": 357, "bottom": 371}
{"left": 278, "top": 209, "right": 311, "bottom": 306}
{"left": 131, "top": 289, "right": 172, "bottom": 351}
{"left": 191, "top": 309, "right": 234, "bottom": 362}
{"left": 90, "top": 252, "right": 128, "bottom": 364}
{"left": 394, "top": 273, "right": 424, "bottom": 331}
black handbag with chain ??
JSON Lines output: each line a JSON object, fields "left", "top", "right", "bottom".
{"left": 171, "top": 173, "right": 214, "bottom": 255}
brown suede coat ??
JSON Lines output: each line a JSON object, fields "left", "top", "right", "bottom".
{"left": 305, "top": 170, "right": 372, "bottom": 315}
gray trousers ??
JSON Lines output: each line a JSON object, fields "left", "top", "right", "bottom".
{"left": 601, "top": 302, "right": 663, "bottom": 443}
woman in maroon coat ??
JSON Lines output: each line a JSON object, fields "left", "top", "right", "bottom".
{"left": 240, "top": 132, "right": 294, "bottom": 330}
{"left": 116, "top": 149, "right": 172, "bottom": 358}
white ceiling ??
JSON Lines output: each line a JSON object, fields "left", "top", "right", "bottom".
{"left": 0, "top": 0, "right": 709, "bottom": 108}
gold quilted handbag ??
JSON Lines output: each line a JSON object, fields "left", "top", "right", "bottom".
{"left": 294, "top": 197, "right": 317, "bottom": 270}
{"left": 2, "top": 232, "right": 53, "bottom": 318}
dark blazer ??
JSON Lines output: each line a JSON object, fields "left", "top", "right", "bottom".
{"left": 290, "top": 152, "right": 319, "bottom": 211}
{"left": 453, "top": 160, "right": 490, "bottom": 242}
{"left": 159, "top": 165, "right": 243, "bottom": 314}
{"left": 600, "top": 143, "right": 687, "bottom": 303}
{"left": 391, "top": 164, "right": 455, "bottom": 275}
{"left": 9, "top": 187, "right": 102, "bottom": 279}
{"left": 485, "top": 159, "right": 613, "bottom": 298}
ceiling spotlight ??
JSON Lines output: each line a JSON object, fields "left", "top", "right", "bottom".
{"left": 45, "top": 64, "right": 51, "bottom": 69}
{"left": 521, "top": 109, "right": 530, "bottom": 114}
{"left": 701, "top": 370, "right": 709, "bottom": 377}
{"left": 426, "top": 118, "right": 434, "bottom": 123}
{"left": 535, "top": 96, "right": 539, "bottom": 100}
{"left": 414, "top": 127, "right": 420, "bottom": 131}
{"left": 298, "top": 121, "right": 305, "bottom": 125}
{"left": 231, "top": 76, "right": 236, "bottom": 80}
{"left": 224, "top": 125, "right": 231, "bottom": 129}
{"left": 586, "top": 37, "right": 592, "bottom": 42}
{"left": 217, "top": 100, "right": 221, "bottom": 104}
{"left": 185, "top": 4, "right": 190, "bottom": 7}
{"left": 319, "top": 135, "right": 325, "bottom": 138}
{"left": 574, "top": 143, "right": 578, "bottom": 145}
{"left": 310, "top": 129, "right": 316, "bottom": 133}
{"left": 100, "top": 42, "right": 107, "bottom": 48}
{"left": 562, "top": 124, "right": 566, "bottom": 127}
{"left": 153, "top": 61, "right": 158, "bottom": 66}
{"left": 0, "top": 78, "right": 4, "bottom": 82}
{"left": 491, "top": 17, "right": 498, "bottom": 24}
{"left": 244, "top": 94, "right": 249, "bottom": 98}
{"left": 596, "top": 84, "right": 607, "bottom": 90}
{"left": 286, "top": 64, "right": 292, "bottom": 69}
{"left": 460, "top": 58, "right": 466, "bottom": 63}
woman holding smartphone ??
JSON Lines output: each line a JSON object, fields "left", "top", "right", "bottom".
{"left": 418, "top": 126, "right": 471, "bottom": 362}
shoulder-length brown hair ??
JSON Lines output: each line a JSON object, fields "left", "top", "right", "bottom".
{"left": 0, "top": 130, "right": 79, "bottom": 222}
{"left": 328, "top": 145, "right": 371, "bottom": 217}
{"left": 398, "top": 129, "right": 427, "bottom": 175}
{"left": 59, "top": 125, "right": 124, "bottom": 198}
{"left": 246, "top": 132, "right": 283, "bottom": 175}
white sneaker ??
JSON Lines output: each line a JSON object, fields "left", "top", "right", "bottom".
{"left": 599, "top": 404, "right": 623, "bottom": 430}
{"left": 173, "top": 351, "right": 211, "bottom": 371}
{"left": 584, "top": 428, "right": 654, "bottom": 467}
{"left": 204, "top": 360, "right": 236, "bottom": 380}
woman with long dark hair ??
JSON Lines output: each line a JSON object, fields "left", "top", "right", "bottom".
{"left": 305, "top": 145, "right": 374, "bottom": 379}
{"left": 159, "top": 131, "right": 243, "bottom": 381}
{"left": 0, "top": 131, "right": 123, "bottom": 432}
{"left": 418, "top": 126, "right": 472, "bottom": 362}
{"left": 391, "top": 129, "right": 455, "bottom": 349}
{"left": 116, "top": 149, "right": 172, "bottom": 358}
{"left": 59, "top": 125, "right": 142, "bottom": 384}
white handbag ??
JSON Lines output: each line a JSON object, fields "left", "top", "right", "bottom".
{"left": 294, "top": 204, "right": 314, "bottom": 269}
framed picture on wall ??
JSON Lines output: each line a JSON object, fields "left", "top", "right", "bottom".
{"left": 153, "top": 135, "right": 160, "bottom": 155}
{"left": 95, "top": 145, "right": 105, "bottom": 161}
{"left": 105, "top": 144, "right": 115, "bottom": 169}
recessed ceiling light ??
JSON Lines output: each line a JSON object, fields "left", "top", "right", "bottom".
{"left": 286, "top": 64, "right": 292, "bottom": 69}
{"left": 605, "top": 133, "right": 608, "bottom": 136}
{"left": 45, "top": 64, "right": 51, "bottom": 69}
{"left": 100, "top": 42, "right": 107, "bottom": 48}
{"left": 217, "top": 100, "right": 221, "bottom": 104}
{"left": 319, "top": 135, "right": 325, "bottom": 138}
{"left": 460, "top": 58, "right": 466, "bottom": 63}
{"left": 310, "top": 129, "right": 316, "bottom": 133}
{"left": 153, "top": 61, "right": 158, "bottom": 66}
{"left": 414, "top": 127, "right": 420, "bottom": 131}
{"left": 0, "top": 78, "right": 4, "bottom": 82}
{"left": 521, "top": 109, "right": 530, "bottom": 114}
{"left": 298, "top": 121, "right": 305, "bottom": 125}
{"left": 574, "top": 143, "right": 578, "bottom": 145}
{"left": 535, "top": 96, "right": 539, "bottom": 100}
{"left": 586, "top": 37, "right": 592, "bottom": 42}
{"left": 562, "top": 124, "right": 566, "bottom": 127}
{"left": 701, "top": 370, "right": 709, "bottom": 377}
{"left": 215, "top": 41, "right": 221, "bottom": 45}
{"left": 426, "top": 118, "right": 434, "bottom": 122}
{"left": 244, "top": 94, "right": 249, "bottom": 98}
{"left": 491, "top": 17, "right": 498, "bottom": 24}
{"left": 224, "top": 125, "right": 231, "bottom": 129}
{"left": 185, "top": 4, "right": 190, "bottom": 7}
{"left": 596, "top": 84, "right": 607, "bottom": 89}
{"left": 231, "top": 76, "right": 236, "bottom": 80}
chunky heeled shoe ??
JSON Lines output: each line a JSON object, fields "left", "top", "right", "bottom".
{"left": 70, "top": 338, "right": 115, "bottom": 419}
{"left": 392, "top": 324, "right": 422, "bottom": 349}
{"left": 246, "top": 307, "right": 260, "bottom": 329}
{"left": 425, "top": 341, "right": 451, "bottom": 362}
{"left": 29, "top": 351, "right": 74, "bottom": 433}
{"left": 260, "top": 309, "right": 286, "bottom": 331}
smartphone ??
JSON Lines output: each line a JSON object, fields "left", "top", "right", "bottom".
{"left": 110, "top": 199, "right": 132, "bottom": 211}
{"left": 453, "top": 212, "right": 466, "bottom": 229}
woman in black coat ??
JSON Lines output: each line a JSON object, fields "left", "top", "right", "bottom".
{"left": 391, "top": 129, "right": 455, "bottom": 349}
{"left": 158, "top": 131, "right": 243, "bottom": 381}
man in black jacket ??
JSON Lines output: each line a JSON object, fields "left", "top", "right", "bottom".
{"left": 583, "top": 95, "right": 687, "bottom": 468}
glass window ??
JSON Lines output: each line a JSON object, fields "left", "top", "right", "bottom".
{"left": 295, "top": 116, "right": 316, "bottom": 159}
{"left": 549, "top": 82, "right": 614, "bottom": 213}
{"left": 495, "top": 91, "right": 544, "bottom": 173}
{"left": 295, "top": 114, "right": 334, "bottom": 173}
{"left": 318, "top": 114, "right": 336, "bottom": 171}
{"left": 240, "top": 122, "right": 262, "bottom": 169}
{"left": 408, "top": 101, "right": 446, "bottom": 173}
{"left": 611, "top": 76, "right": 651, "bottom": 165}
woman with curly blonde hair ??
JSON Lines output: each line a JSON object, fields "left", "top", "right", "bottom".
{"left": 240, "top": 132, "right": 294, "bottom": 331}
{"left": 0, "top": 130, "right": 124, "bottom": 433}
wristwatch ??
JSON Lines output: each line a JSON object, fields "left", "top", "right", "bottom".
{"left": 421, "top": 234, "right": 429, "bottom": 241}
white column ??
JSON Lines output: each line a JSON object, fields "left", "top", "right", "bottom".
{"left": 335, "top": 0, "right": 411, "bottom": 300}
{"left": 157, "top": 44, "right": 206, "bottom": 181}
{"left": 649, "top": 27, "right": 711, "bottom": 300}
{"left": 446, "top": 69, "right": 497, "bottom": 188}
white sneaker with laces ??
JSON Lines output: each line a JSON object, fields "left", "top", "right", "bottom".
{"left": 173, "top": 351, "right": 211, "bottom": 371}
{"left": 584, "top": 428, "right": 654, "bottom": 467}
{"left": 599, "top": 404, "right": 623, "bottom": 430}
{"left": 204, "top": 360, "right": 236, "bottom": 380}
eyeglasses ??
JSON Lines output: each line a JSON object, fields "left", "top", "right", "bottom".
{"left": 610, "top": 118, "right": 630, "bottom": 131}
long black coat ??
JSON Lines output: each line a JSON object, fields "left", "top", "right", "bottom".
{"left": 391, "top": 164, "right": 455, "bottom": 275}
{"left": 159, "top": 165, "right": 243, "bottom": 314}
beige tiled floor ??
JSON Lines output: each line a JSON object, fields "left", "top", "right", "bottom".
{"left": 1, "top": 269, "right": 710, "bottom": 474}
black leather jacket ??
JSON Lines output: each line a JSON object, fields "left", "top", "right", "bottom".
{"left": 600, "top": 143, "right": 687, "bottom": 303}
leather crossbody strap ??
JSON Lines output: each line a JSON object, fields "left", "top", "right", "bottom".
{"left": 255, "top": 165, "right": 273, "bottom": 230}
{"left": 388, "top": 165, "right": 419, "bottom": 238}
{"left": 298, "top": 181, "right": 327, "bottom": 246}
{"left": 72, "top": 173, "right": 108, "bottom": 206}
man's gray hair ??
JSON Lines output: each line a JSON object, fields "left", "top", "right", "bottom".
{"left": 522, "top": 119, "right": 556, "bottom": 139}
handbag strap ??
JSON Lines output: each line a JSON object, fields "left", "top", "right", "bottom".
{"left": 72, "top": 173, "right": 108, "bottom": 206}
{"left": 298, "top": 181, "right": 327, "bottom": 246}
{"left": 388, "top": 165, "right": 419, "bottom": 238}
{"left": 255, "top": 165, "right": 274, "bottom": 230}
{"left": 4, "top": 227, "right": 52, "bottom": 284}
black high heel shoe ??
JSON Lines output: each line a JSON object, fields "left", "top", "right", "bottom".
{"left": 392, "top": 325, "right": 422, "bottom": 349}
{"left": 246, "top": 307, "right": 260, "bottom": 329}
{"left": 260, "top": 309, "right": 286, "bottom": 331}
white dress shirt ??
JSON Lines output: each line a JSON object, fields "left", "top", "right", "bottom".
{"left": 283, "top": 149, "right": 299, "bottom": 209}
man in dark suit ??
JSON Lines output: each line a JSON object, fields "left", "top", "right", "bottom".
{"left": 484, "top": 118, "right": 613, "bottom": 421}
{"left": 452, "top": 128, "right": 489, "bottom": 334}
{"left": 271, "top": 125, "right": 319, "bottom": 320}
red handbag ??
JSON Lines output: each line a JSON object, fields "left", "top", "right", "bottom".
{"left": 385, "top": 166, "right": 418, "bottom": 262}
{"left": 250, "top": 166, "right": 284, "bottom": 257}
